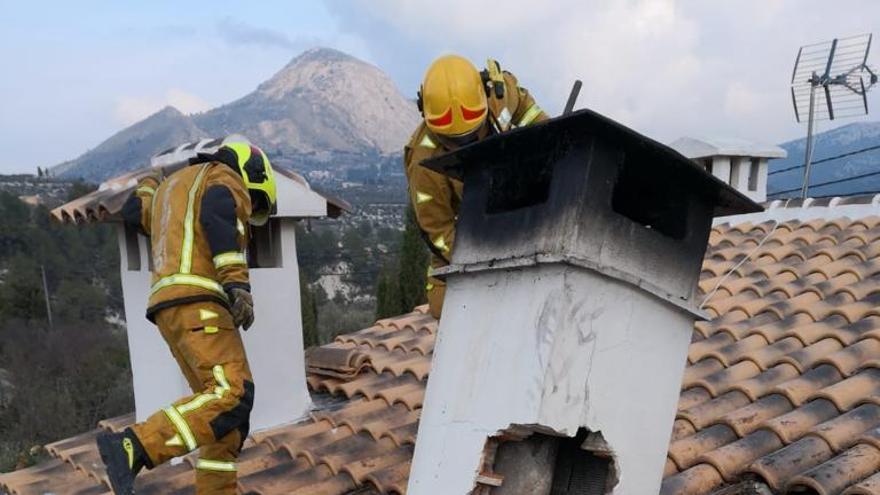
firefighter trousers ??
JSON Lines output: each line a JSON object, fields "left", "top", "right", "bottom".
{"left": 426, "top": 255, "right": 447, "bottom": 320}
{"left": 130, "top": 301, "right": 254, "bottom": 494}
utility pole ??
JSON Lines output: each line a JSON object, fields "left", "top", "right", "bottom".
{"left": 41, "top": 264, "right": 53, "bottom": 330}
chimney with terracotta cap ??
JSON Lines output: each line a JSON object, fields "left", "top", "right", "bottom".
{"left": 406, "top": 110, "right": 761, "bottom": 494}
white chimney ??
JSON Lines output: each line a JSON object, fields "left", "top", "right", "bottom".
{"left": 407, "top": 111, "right": 760, "bottom": 494}
{"left": 117, "top": 141, "right": 344, "bottom": 432}
{"left": 668, "top": 137, "right": 787, "bottom": 203}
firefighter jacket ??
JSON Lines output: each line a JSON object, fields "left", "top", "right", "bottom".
{"left": 122, "top": 162, "right": 252, "bottom": 320}
{"left": 403, "top": 71, "right": 548, "bottom": 266}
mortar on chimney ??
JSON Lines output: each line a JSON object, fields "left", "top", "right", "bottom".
{"left": 406, "top": 110, "right": 761, "bottom": 494}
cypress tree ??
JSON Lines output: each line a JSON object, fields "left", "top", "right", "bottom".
{"left": 396, "top": 206, "right": 428, "bottom": 313}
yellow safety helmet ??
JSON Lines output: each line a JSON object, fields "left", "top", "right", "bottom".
{"left": 216, "top": 142, "right": 277, "bottom": 226}
{"left": 420, "top": 55, "right": 488, "bottom": 139}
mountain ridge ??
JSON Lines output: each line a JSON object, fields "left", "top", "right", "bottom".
{"left": 768, "top": 120, "right": 880, "bottom": 197}
{"left": 53, "top": 47, "right": 419, "bottom": 183}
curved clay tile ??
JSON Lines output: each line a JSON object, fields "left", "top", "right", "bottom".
{"left": 659, "top": 463, "right": 724, "bottom": 495}
{"left": 808, "top": 404, "right": 880, "bottom": 452}
{"left": 729, "top": 363, "right": 802, "bottom": 401}
{"left": 786, "top": 443, "right": 880, "bottom": 495}
{"left": 668, "top": 424, "right": 738, "bottom": 471}
{"left": 747, "top": 435, "right": 834, "bottom": 491}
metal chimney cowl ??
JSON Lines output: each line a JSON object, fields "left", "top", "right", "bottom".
{"left": 406, "top": 110, "right": 761, "bottom": 495}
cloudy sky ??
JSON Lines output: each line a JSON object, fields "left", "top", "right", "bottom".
{"left": 2, "top": 0, "right": 878, "bottom": 174}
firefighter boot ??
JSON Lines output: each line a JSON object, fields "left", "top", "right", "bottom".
{"left": 97, "top": 428, "right": 150, "bottom": 495}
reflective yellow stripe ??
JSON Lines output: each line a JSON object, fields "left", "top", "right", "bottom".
{"left": 150, "top": 274, "right": 227, "bottom": 299}
{"left": 426, "top": 282, "right": 435, "bottom": 291}
{"left": 197, "top": 459, "right": 236, "bottom": 472}
{"left": 136, "top": 186, "right": 155, "bottom": 196}
{"left": 123, "top": 438, "right": 135, "bottom": 469}
{"left": 176, "top": 365, "right": 230, "bottom": 414}
{"left": 419, "top": 134, "right": 436, "bottom": 149}
{"left": 204, "top": 326, "right": 219, "bottom": 334}
{"left": 163, "top": 407, "right": 197, "bottom": 451}
{"left": 176, "top": 392, "right": 220, "bottom": 414}
{"left": 213, "top": 251, "right": 247, "bottom": 269}
{"left": 164, "top": 434, "right": 183, "bottom": 447}
{"left": 176, "top": 391, "right": 220, "bottom": 414}
{"left": 416, "top": 191, "right": 433, "bottom": 204}
{"left": 213, "top": 365, "right": 231, "bottom": 392}
{"left": 200, "top": 309, "right": 219, "bottom": 321}
{"left": 180, "top": 164, "right": 211, "bottom": 274}
{"left": 517, "top": 104, "right": 543, "bottom": 127}
{"left": 433, "top": 236, "right": 449, "bottom": 253}
{"left": 236, "top": 218, "right": 245, "bottom": 236}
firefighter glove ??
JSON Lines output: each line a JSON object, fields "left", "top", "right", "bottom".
{"left": 228, "top": 287, "right": 254, "bottom": 331}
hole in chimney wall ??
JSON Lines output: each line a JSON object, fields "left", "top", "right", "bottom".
{"left": 477, "top": 426, "right": 618, "bottom": 495}
{"left": 611, "top": 148, "right": 689, "bottom": 240}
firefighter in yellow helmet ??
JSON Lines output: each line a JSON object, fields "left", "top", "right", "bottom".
{"left": 96, "top": 142, "right": 277, "bottom": 495}
{"left": 404, "top": 55, "right": 547, "bottom": 319}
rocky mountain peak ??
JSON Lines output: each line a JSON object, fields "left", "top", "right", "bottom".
{"left": 53, "top": 47, "right": 419, "bottom": 182}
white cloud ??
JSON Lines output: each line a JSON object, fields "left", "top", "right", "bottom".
{"left": 724, "top": 82, "right": 763, "bottom": 118}
{"left": 327, "top": 0, "right": 880, "bottom": 144}
{"left": 113, "top": 88, "right": 211, "bottom": 125}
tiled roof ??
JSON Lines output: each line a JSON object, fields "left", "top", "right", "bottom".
{"left": 50, "top": 166, "right": 348, "bottom": 224}
{"left": 0, "top": 308, "right": 435, "bottom": 495}
{"left": 5, "top": 216, "right": 880, "bottom": 494}
{"left": 664, "top": 215, "right": 880, "bottom": 495}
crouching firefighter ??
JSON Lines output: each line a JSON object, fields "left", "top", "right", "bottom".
{"left": 97, "top": 142, "right": 277, "bottom": 495}
{"left": 404, "top": 55, "right": 548, "bottom": 319}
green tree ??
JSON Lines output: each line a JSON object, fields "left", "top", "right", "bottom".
{"left": 0, "top": 256, "right": 46, "bottom": 324}
{"left": 375, "top": 267, "right": 401, "bottom": 319}
{"left": 396, "top": 206, "right": 428, "bottom": 312}
{"left": 300, "top": 271, "right": 319, "bottom": 348}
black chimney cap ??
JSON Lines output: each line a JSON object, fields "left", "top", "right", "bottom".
{"left": 419, "top": 109, "right": 762, "bottom": 309}
{"left": 423, "top": 109, "right": 761, "bottom": 218}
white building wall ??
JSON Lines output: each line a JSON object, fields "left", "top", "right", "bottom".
{"left": 730, "top": 157, "right": 751, "bottom": 192}
{"left": 407, "top": 264, "right": 694, "bottom": 495}
{"left": 755, "top": 158, "right": 769, "bottom": 203}
{"left": 118, "top": 228, "right": 190, "bottom": 422}
{"left": 709, "top": 156, "right": 731, "bottom": 184}
{"left": 244, "top": 220, "right": 311, "bottom": 430}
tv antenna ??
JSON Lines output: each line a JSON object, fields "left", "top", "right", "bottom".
{"left": 791, "top": 33, "right": 877, "bottom": 198}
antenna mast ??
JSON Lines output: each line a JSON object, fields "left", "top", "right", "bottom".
{"left": 791, "top": 33, "right": 877, "bottom": 198}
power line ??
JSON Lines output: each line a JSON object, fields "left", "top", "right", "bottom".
{"left": 769, "top": 144, "right": 880, "bottom": 176}
{"left": 769, "top": 168, "right": 880, "bottom": 196}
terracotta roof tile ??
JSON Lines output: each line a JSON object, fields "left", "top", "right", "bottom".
{"left": 747, "top": 435, "right": 835, "bottom": 491}
{"left": 9, "top": 217, "right": 880, "bottom": 494}
{"left": 809, "top": 404, "right": 880, "bottom": 452}
{"left": 843, "top": 472, "right": 880, "bottom": 495}
{"left": 761, "top": 399, "right": 840, "bottom": 444}
{"left": 788, "top": 443, "right": 880, "bottom": 494}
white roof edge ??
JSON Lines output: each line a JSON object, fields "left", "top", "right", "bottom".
{"left": 713, "top": 194, "right": 880, "bottom": 226}
{"left": 669, "top": 136, "right": 787, "bottom": 160}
